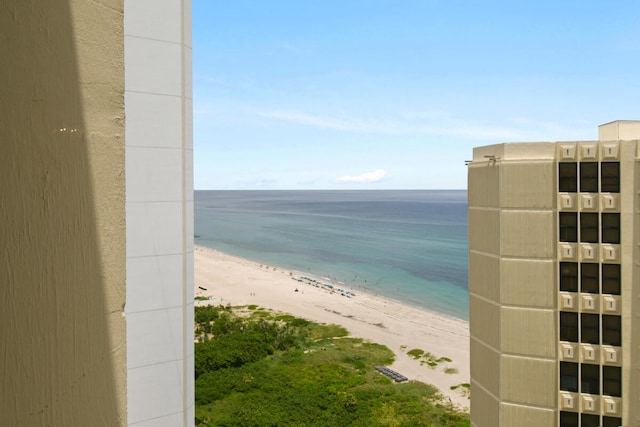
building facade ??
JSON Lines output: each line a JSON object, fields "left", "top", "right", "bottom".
{"left": 468, "top": 121, "right": 640, "bottom": 427}
{"left": 2, "top": 1, "right": 194, "bottom": 425}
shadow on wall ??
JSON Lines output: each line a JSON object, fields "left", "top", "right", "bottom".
{"left": 1, "top": 1, "right": 126, "bottom": 425}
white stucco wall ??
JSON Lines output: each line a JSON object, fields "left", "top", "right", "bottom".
{"left": 124, "top": 1, "right": 194, "bottom": 425}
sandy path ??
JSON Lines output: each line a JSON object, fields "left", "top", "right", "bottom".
{"left": 194, "top": 246, "right": 470, "bottom": 410}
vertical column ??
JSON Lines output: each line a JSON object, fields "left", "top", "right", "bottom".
{"left": 124, "top": 0, "right": 193, "bottom": 425}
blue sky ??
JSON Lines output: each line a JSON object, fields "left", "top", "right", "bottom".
{"left": 193, "top": 1, "right": 640, "bottom": 190}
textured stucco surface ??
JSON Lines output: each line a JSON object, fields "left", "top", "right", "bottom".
{"left": 1, "top": 0, "right": 126, "bottom": 425}
{"left": 469, "top": 132, "right": 640, "bottom": 426}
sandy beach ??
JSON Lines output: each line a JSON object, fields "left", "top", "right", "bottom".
{"left": 194, "top": 245, "right": 470, "bottom": 410}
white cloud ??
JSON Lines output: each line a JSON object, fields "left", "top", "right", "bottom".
{"left": 259, "top": 109, "right": 593, "bottom": 141}
{"left": 335, "top": 169, "right": 389, "bottom": 184}
{"left": 260, "top": 110, "right": 386, "bottom": 133}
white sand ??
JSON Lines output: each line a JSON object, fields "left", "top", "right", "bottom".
{"left": 194, "top": 246, "right": 470, "bottom": 410}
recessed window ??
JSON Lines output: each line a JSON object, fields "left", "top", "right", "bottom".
{"left": 560, "top": 411, "right": 578, "bottom": 427}
{"left": 580, "top": 263, "right": 599, "bottom": 294}
{"left": 603, "top": 366, "right": 621, "bottom": 397}
{"left": 602, "top": 264, "right": 621, "bottom": 295}
{"left": 603, "top": 416, "right": 623, "bottom": 427}
{"left": 602, "top": 213, "right": 621, "bottom": 244}
{"left": 560, "top": 312, "right": 578, "bottom": 342}
{"left": 602, "top": 315, "right": 621, "bottom": 346}
{"left": 580, "top": 162, "right": 598, "bottom": 192}
{"left": 581, "top": 414, "right": 600, "bottom": 427}
{"left": 560, "top": 262, "right": 578, "bottom": 292}
{"left": 560, "top": 212, "right": 578, "bottom": 242}
{"left": 601, "top": 162, "right": 620, "bottom": 193}
{"left": 580, "top": 213, "right": 599, "bottom": 243}
{"left": 581, "top": 313, "right": 599, "bottom": 344}
{"left": 560, "top": 361, "right": 578, "bottom": 392}
{"left": 559, "top": 163, "right": 578, "bottom": 192}
{"left": 581, "top": 363, "right": 600, "bottom": 394}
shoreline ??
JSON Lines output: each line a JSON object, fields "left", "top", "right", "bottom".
{"left": 194, "top": 245, "right": 470, "bottom": 409}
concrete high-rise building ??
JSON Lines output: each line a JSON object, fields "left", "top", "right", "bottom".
{"left": 468, "top": 120, "right": 640, "bottom": 427}
{"left": 2, "top": 1, "right": 194, "bottom": 425}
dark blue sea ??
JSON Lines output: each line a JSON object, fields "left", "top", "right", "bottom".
{"left": 194, "top": 190, "right": 469, "bottom": 320}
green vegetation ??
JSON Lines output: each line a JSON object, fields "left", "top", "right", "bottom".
{"left": 195, "top": 305, "right": 469, "bottom": 426}
{"left": 407, "top": 349, "right": 454, "bottom": 370}
{"left": 407, "top": 348, "right": 424, "bottom": 359}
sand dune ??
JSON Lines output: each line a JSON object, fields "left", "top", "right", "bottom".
{"left": 194, "top": 246, "right": 470, "bottom": 409}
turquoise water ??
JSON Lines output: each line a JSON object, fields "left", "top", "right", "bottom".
{"left": 195, "top": 190, "right": 469, "bottom": 320}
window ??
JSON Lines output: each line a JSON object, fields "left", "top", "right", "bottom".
{"left": 560, "top": 262, "right": 578, "bottom": 292}
{"left": 560, "top": 212, "right": 578, "bottom": 242}
{"left": 603, "top": 366, "right": 621, "bottom": 397}
{"left": 559, "top": 163, "right": 578, "bottom": 192}
{"left": 581, "top": 363, "right": 600, "bottom": 394}
{"left": 581, "top": 313, "right": 599, "bottom": 344}
{"left": 560, "top": 411, "right": 578, "bottom": 427}
{"left": 580, "top": 162, "right": 598, "bottom": 192}
{"left": 580, "top": 263, "right": 599, "bottom": 293}
{"left": 580, "top": 213, "right": 599, "bottom": 243}
{"left": 560, "top": 362, "right": 578, "bottom": 392}
{"left": 602, "top": 315, "right": 621, "bottom": 346}
{"left": 560, "top": 312, "right": 578, "bottom": 342}
{"left": 602, "top": 264, "right": 621, "bottom": 295}
{"left": 603, "top": 416, "right": 623, "bottom": 427}
{"left": 581, "top": 414, "right": 600, "bottom": 427}
{"left": 601, "top": 162, "right": 620, "bottom": 193}
{"left": 602, "top": 213, "right": 621, "bottom": 244}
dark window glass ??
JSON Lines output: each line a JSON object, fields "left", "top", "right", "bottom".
{"left": 602, "top": 264, "right": 621, "bottom": 295}
{"left": 601, "top": 162, "right": 620, "bottom": 193}
{"left": 560, "top": 362, "right": 578, "bottom": 392}
{"left": 602, "top": 315, "right": 622, "bottom": 346}
{"left": 581, "top": 414, "right": 600, "bottom": 427}
{"left": 580, "top": 263, "right": 599, "bottom": 293}
{"left": 602, "top": 213, "right": 621, "bottom": 244}
{"left": 560, "top": 411, "right": 578, "bottom": 427}
{"left": 559, "top": 213, "right": 578, "bottom": 242}
{"left": 580, "top": 162, "right": 598, "bottom": 192}
{"left": 603, "top": 366, "right": 622, "bottom": 397}
{"left": 560, "top": 312, "right": 578, "bottom": 342}
{"left": 559, "top": 163, "right": 578, "bottom": 192}
{"left": 581, "top": 313, "right": 599, "bottom": 344}
{"left": 560, "top": 262, "right": 578, "bottom": 292}
{"left": 580, "top": 213, "right": 599, "bottom": 243}
{"left": 603, "top": 416, "right": 623, "bottom": 427}
{"left": 581, "top": 363, "right": 600, "bottom": 394}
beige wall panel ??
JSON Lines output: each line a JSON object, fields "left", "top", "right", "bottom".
{"left": 470, "top": 381, "right": 501, "bottom": 427}
{"left": 599, "top": 121, "right": 640, "bottom": 141}
{"left": 470, "top": 295, "right": 500, "bottom": 350}
{"left": 471, "top": 339, "right": 500, "bottom": 397}
{"left": 501, "top": 356, "right": 556, "bottom": 407}
{"left": 468, "top": 165, "right": 500, "bottom": 208}
{"left": 500, "top": 211, "right": 554, "bottom": 258}
{"left": 501, "top": 259, "right": 555, "bottom": 307}
{"left": 621, "top": 141, "right": 637, "bottom": 424}
{"left": 502, "top": 142, "right": 556, "bottom": 160}
{"left": 472, "top": 143, "right": 506, "bottom": 162}
{"left": 1, "top": 1, "right": 126, "bottom": 425}
{"left": 500, "top": 162, "right": 555, "bottom": 208}
{"left": 469, "top": 209, "right": 500, "bottom": 255}
{"left": 500, "top": 403, "right": 556, "bottom": 426}
{"left": 501, "top": 307, "right": 556, "bottom": 358}
{"left": 469, "top": 252, "right": 500, "bottom": 302}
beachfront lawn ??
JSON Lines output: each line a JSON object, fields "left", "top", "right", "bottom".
{"left": 194, "top": 305, "right": 470, "bottom": 426}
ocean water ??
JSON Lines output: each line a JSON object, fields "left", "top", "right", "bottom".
{"left": 194, "top": 190, "right": 469, "bottom": 320}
